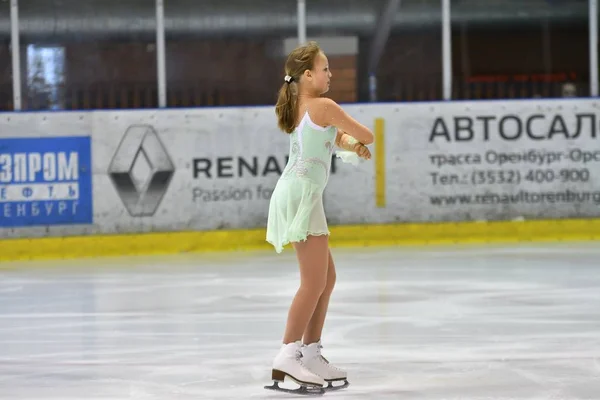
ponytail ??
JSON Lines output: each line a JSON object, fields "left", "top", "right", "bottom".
{"left": 275, "top": 80, "right": 299, "bottom": 134}
{"left": 275, "top": 41, "right": 322, "bottom": 133}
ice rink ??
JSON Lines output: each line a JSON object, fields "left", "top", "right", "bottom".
{"left": 1, "top": 243, "right": 600, "bottom": 400}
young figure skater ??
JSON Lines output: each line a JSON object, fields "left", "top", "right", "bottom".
{"left": 265, "top": 41, "right": 374, "bottom": 394}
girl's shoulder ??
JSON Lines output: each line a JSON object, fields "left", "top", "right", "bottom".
{"left": 299, "top": 97, "right": 341, "bottom": 128}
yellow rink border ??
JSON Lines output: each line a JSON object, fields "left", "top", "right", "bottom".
{"left": 1, "top": 218, "right": 600, "bottom": 262}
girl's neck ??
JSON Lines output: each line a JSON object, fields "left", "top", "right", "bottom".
{"left": 298, "top": 91, "right": 320, "bottom": 100}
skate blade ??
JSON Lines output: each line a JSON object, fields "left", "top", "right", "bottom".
{"left": 264, "top": 381, "right": 325, "bottom": 396}
{"left": 325, "top": 379, "right": 349, "bottom": 391}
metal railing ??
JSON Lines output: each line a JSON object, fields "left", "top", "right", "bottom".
{"left": 3, "top": 0, "right": 597, "bottom": 112}
{"left": 0, "top": 79, "right": 585, "bottom": 112}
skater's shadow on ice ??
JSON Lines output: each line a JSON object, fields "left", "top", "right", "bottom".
{"left": 260, "top": 387, "right": 415, "bottom": 399}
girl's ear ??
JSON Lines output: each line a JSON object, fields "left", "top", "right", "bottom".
{"left": 303, "top": 69, "right": 312, "bottom": 81}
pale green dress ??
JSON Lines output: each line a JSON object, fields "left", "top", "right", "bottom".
{"left": 266, "top": 111, "right": 337, "bottom": 253}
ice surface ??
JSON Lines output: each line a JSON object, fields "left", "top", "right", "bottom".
{"left": 1, "top": 243, "right": 600, "bottom": 399}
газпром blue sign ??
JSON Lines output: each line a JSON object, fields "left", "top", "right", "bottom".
{"left": 0, "top": 136, "right": 93, "bottom": 227}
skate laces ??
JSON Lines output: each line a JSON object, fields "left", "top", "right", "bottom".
{"left": 295, "top": 348, "right": 310, "bottom": 367}
{"left": 296, "top": 349, "right": 318, "bottom": 373}
{"left": 315, "top": 343, "right": 329, "bottom": 364}
{"left": 314, "top": 343, "right": 343, "bottom": 370}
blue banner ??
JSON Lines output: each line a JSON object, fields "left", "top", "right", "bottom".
{"left": 0, "top": 136, "right": 93, "bottom": 227}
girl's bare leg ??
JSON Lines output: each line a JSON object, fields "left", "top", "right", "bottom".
{"left": 282, "top": 235, "right": 330, "bottom": 344}
{"left": 303, "top": 249, "right": 336, "bottom": 344}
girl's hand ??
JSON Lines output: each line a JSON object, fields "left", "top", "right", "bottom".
{"left": 354, "top": 143, "right": 371, "bottom": 160}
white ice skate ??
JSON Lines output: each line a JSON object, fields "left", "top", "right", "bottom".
{"left": 301, "top": 340, "right": 349, "bottom": 391}
{"left": 264, "top": 341, "right": 325, "bottom": 395}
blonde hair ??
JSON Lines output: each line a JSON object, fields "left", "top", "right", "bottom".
{"left": 275, "top": 41, "right": 322, "bottom": 134}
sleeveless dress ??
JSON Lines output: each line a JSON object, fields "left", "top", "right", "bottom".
{"left": 266, "top": 111, "right": 337, "bottom": 253}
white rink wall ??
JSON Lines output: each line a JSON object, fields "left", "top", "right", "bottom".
{"left": 1, "top": 99, "right": 600, "bottom": 239}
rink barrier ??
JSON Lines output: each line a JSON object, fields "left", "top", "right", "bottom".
{"left": 1, "top": 218, "right": 600, "bottom": 262}
{"left": 1, "top": 99, "right": 600, "bottom": 262}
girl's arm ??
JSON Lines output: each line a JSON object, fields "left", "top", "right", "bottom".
{"left": 314, "top": 98, "right": 374, "bottom": 145}
{"left": 335, "top": 129, "right": 372, "bottom": 160}
{"left": 335, "top": 129, "right": 360, "bottom": 150}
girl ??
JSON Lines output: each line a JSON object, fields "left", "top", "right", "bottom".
{"left": 265, "top": 41, "right": 374, "bottom": 393}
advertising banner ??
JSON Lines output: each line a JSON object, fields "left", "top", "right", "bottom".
{"left": 381, "top": 100, "right": 600, "bottom": 222}
{"left": 2, "top": 99, "right": 600, "bottom": 239}
{"left": 0, "top": 136, "right": 93, "bottom": 228}
{"left": 93, "top": 108, "right": 353, "bottom": 233}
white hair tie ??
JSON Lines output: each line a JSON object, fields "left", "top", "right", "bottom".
{"left": 284, "top": 75, "right": 294, "bottom": 84}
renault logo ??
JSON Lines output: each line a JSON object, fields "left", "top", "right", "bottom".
{"left": 108, "top": 125, "right": 175, "bottom": 217}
